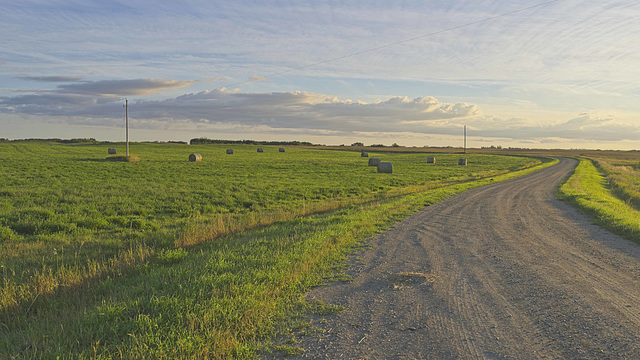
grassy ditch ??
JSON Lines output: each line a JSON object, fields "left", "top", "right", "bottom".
{"left": 557, "top": 157, "right": 640, "bottom": 244}
{"left": 0, "top": 146, "right": 556, "bottom": 359}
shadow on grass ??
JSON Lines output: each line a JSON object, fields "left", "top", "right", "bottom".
{"left": 75, "top": 155, "right": 141, "bottom": 162}
{"left": 75, "top": 158, "right": 111, "bottom": 162}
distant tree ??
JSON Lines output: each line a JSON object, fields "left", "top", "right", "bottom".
{"left": 391, "top": 143, "right": 400, "bottom": 147}
{"left": 351, "top": 142, "right": 364, "bottom": 147}
{"left": 190, "top": 138, "right": 315, "bottom": 146}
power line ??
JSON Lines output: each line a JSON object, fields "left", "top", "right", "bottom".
{"left": 224, "top": 0, "right": 560, "bottom": 88}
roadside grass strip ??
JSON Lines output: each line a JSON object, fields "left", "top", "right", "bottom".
{"left": 557, "top": 158, "right": 640, "bottom": 244}
{"left": 0, "top": 156, "right": 556, "bottom": 359}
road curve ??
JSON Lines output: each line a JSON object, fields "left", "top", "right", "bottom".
{"left": 297, "top": 158, "right": 640, "bottom": 359}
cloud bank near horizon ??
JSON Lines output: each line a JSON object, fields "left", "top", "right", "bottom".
{"left": 2, "top": 83, "right": 640, "bottom": 144}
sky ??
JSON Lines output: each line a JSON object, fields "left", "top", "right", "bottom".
{"left": 1, "top": 0, "right": 640, "bottom": 149}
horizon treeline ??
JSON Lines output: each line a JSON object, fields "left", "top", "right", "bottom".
{"left": 1, "top": 138, "right": 97, "bottom": 143}
{"left": 189, "top": 138, "right": 317, "bottom": 146}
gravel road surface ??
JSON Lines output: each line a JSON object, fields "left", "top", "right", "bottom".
{"left": 296, "top": 158, "right": 640, "bottom": 359}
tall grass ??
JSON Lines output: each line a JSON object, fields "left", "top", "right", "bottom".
{"left": 557, "top": 157, "right": 640, "bottom": 244}
{"left": 591, "top": 157, "right": 640, "bottom": 209}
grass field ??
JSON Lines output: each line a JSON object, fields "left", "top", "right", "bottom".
{"left": 557, "top": 153, "right": 640, "bottom": 244}
{"left": 0, "top": 141, "right": 550, "bottom": 358}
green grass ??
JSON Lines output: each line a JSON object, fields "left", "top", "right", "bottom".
{"left": 591, "top": 157, "right": 640, "bottom": 209}
{"left": 557, "top": 157, "right": 640, "bottom": 244}
{"left": 0, "top": 141, "right": 554, "bottom": 358}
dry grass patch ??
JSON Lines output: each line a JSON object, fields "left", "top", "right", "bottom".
{"left": 105, "top": 155, "right": 141, "bottom": 162}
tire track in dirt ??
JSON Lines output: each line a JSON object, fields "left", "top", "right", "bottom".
{"left": 295, "top": 158, "right": 640, "bottom": 359}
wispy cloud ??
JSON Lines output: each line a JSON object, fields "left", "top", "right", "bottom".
{"left": 0, "top": 78, "right": 199, "bottom": 115}
{"left": 0, "top": 87, "right": 478, "bottom": 132}
{"left": 56, "top": 79, "right": 199, "bottom": 97}
{"left": 19, "top": 75, "right": 84, "bottom": 82}
{"left": 4, "top": 86, "right": 640, "bottom": 143}
{"left": 464, "top": 113, "right": 640, "bottom": 142}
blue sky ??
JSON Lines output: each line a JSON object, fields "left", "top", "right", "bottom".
{"left": 1, "top": 0, "right": 640, "bottom": 148}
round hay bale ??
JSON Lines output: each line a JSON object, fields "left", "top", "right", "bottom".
{"left": 458, "top": 158, "right": 468, "bottom": 166}
{"left": 189, "top": 153, "right": 202, "bottom": 162}
{"left": 377, "top": 162, "right": 393, "bottom": 173}
{"left": 257, "top": 148, "right": 264, "bottom": 153}
{"left": 108, "top": 148, "right": 117, "bottom": 155}
{"left": 226, "top": 149, "right": 234, "bottom": 154}
{"left": 368, "top": 157, "right": 381, "bottom": 166}
{"left": 427, "top": 157, "right": 436, "bottom": 164}
{"left": 279, "top": 147, "right": 285, "bottom": 152}
{"left": 361, "top": 152, "right": 369, "bottom": 157}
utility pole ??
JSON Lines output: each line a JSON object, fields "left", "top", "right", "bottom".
{"left": 125, "top": 99, "right": 129, "bottom": 156}
{"left": 464, "top": 125, "right": 467, "bottom": 154}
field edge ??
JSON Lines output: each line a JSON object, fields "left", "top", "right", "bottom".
{"left": 556, "top": 157, "right": 640, "bottom": 245}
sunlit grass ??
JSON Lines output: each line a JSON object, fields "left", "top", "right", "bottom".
{"left": 557, "top": 157, "right": 640, "bottom": 244}
{"left": 0, "top": 141, "right": 554, "bottom": 358}
{"left": 0, "top": 142, "right": 540, "bottom": 315}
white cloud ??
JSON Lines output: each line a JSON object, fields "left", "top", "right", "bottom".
{"left": 0, "top": 88, "right": 478, "bottom": 134}
{"left": 140, "top": 90, "right": 480, "bottom": 136}
{"left": 4, "top": 86, "right": 640, "bottom": 144}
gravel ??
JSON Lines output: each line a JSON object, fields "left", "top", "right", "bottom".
{"left": 294, "top": 158, "right": 640, "bottom": 359}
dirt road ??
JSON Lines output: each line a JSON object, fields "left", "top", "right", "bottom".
{"left": 297, "top": 158, "right": 640, "bottom": 359}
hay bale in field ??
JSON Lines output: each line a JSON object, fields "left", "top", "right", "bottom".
{"left": 368, "top": 157, "right": 381, "bottom": 166}
{"left": 361, "top": 152, "right": 369, "bottom": 157}
{"left": 226, "top": 149, "right": 234, "bottom": 154}
{"left": 427, "top": 157, "right": 436, "bottom": 164}
{"left": 108, "top": 148, "right": 117, "bottom": 155}
{"left": 257, "top": 148, "right": 264, "bottom": 153}
{"left": 377, "top": 162, "right": 393, "bottom": 173}
{"left": 279, "top": 147, "right": 285, "bottom": 152}
{"left": 189, "top": 153, "right": 202, "bottom": 162}
{"left": 458, "top": 158, "right": 468, "bottom": 166}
